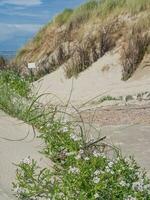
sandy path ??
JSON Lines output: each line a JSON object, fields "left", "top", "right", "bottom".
{"left": 0, "top": 111, "right": 51, "bottom": 199}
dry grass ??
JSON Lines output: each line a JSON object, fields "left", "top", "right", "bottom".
{"left": 121, "top": 15, "right": 150, "bottom": 80}
{"left": 14, "top": 0, "right": 150, "bottom": 79}
{"left": 54, "top": 9, "right": 73, "bottom": 25}
{"left": 0, "top": 56, "right": 6, "bottom": 70}
{"left": 64, "top": 19, "right": 121, "bottom": 78}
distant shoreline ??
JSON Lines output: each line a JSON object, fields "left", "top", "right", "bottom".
{"left": 0, "top": 51, "right": 16, "bottom": 59}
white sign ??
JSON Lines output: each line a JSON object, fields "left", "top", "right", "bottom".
{"left": 28, "top": 63, "right": 36, "bottom": 69}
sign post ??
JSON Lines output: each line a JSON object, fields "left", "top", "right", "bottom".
{"left": 28, "top": 63, "right": 36, "bottom": 82}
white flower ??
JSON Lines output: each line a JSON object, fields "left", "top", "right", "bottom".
{"left": 94, "top": 170, "right": 101, "bottom": 176}
{"left": 93, "top": 177, "right": 100, "bottom": 184}
{"left": 93, "top": 150, "right": 101, "bottom": 158}
{"left": 120, "top": 180, "right": 127, "bottom": 187}
{"left": 105, "top": 166, "right": 111, "bottom": 173}
{"left": 46, "top": 123, "right": 51, "bottom": 128}
{"left": 70, "top": 133, "right": 81, "bottom": 141}
{"left": 94, "top": 193, "right": 100, "bottom": 199}
{"left": 108, "top": 161, "right": 114, "bottom": 168}
{"left": 69, "top": 166, "right": 80, "bottom": 174}
{"left": 79, "top": 149, "right": 84, "bottom": 155}
{"left": 124, "top": 196, "right": 137, "bottom": 200}
{"left": 66, "top": 152, "right": 76, "bottom": 156}
{"left": 75, "top": 154, "right": 81, "bottom": 160}
{"left": 110, "top": 171, "right": 115, "bottom": 175}
{"left": 13, "top": 186, "right": 27, "bottom": 195}
{"left": 20, "top": 156, "right": 32, "bottom": 165}
{"left": 84, "top": 157, "right": 90, "bottom": 161}
{"left": 132, "top": 181, "right": 144, "bottom": 192}
{"left": 62, "top": 127, "right": 68, "bottom": 133}
{"left": 50, "top": 177, "right": 55, "bottom": 184}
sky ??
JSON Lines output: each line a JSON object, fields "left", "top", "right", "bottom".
{"left": 0, "top": 0, "right": 86, "bottom": 53}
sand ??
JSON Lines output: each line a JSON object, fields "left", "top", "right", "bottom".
{"left": 33, "top": 49, "right": 150, "bottom": 106}
{"left": 0, "top": 111, "right": 51, "bottom": 199}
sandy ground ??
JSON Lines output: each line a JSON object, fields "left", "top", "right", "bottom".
{"left": 86, "top": 124, "right": 150, "bottom": 176}
{"left": 0, "top": 111, "right": 51, "bottom": 199}
{"left": 33, "top": 49, "right": 150, "bottom": 106}
{"left": 80, "top": 104, "right": 150, "bottom": 126}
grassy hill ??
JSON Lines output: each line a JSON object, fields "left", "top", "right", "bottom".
{"left": 14, "top": 0, "right": 150, "bottom": 80}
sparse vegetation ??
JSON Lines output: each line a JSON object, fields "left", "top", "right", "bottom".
{"left": 121, "top": 16, "right": 150, "bottom": 80}
{"left": 99, "top": 95, "right": 119, "bottom": 103}
{"left": 64, "top": 20, "right": 120, "bottom": 78}
{"left": 0, "top": 70, "right": 150, "bottom": 200}
{"left": 0, "top": 56, "right": 6, "bottom": 69}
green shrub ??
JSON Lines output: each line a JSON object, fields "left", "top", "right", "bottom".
{"left": 1, "top": 71, "right": 149, "bottom": 200}
{"left": 54, "top": 9, "right": 73, "bottom": 25}
{"left": 13, "top": 120, "right": 150, "bottom": 199}
{"left": 0, "top": 71, "right": 30, "bottom": 97}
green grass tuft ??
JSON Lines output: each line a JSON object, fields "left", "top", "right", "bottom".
{"left": 54, "top": 8, "right": 73, "bottom": 25}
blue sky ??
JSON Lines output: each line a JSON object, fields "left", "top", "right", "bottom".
{"left": 0, "top": 0, "right": 86, "bottom": 52}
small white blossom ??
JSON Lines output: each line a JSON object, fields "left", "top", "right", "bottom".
{"left": 79, "top": 149, "right": 84, "bottom": 155}
{"left": 69, "top": 166, "right": 80, "bottom": 174}
{"left": 94, "top": 193, "right": 100, "bottom": 199}
{"left": 84, "top": 157, "right": 90, "bottom": 161}
{"left": 66, "top": 152, "right": 76, "bottom": 156}
{"left": 62, "top": 127, "right": 68, "bottom": 133}
{"left": 75, "top": 154, "right": 81, "bottom": 160}
{"left": 46, "top": 123, "right": 51, "bottom": 128}
{"left": 93, "top": 150, "right": 101, "bottom": 158}
{"left": 110, "top": 171, "right": 115, "bottom": 175}
{"left": 70, "top": 133, "right": 81, "bottom": 141}
{"left": 108, "top": 161, "right": 114, "bottom": 168}
{"left": 20, "top": 156, "right": 32, "bottom": 165}
{"left": 94, "top": 170, "right": 101, "bottom": 176}
{"left": 50, "top": 177, "right": 55, "bottom": 184}
{"left": 120, "top": 180, "right": 127, "bottom": 187}
{"left": 13, "top": 186, "right": 27, "bottom": 195}
{"left": 93, "top": 177, "right": 100, "bottom": 184}
{"left": 124, "top": 196, "right": 137, "bottom": 200}
{"left": 132, "top": 181, "right": 144, "bottom": 192}
{"left": 105, "top": 166, "right": 111, "bottom": 173}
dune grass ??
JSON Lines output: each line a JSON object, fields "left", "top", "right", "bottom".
{"left": 54, "top": 9, "right": 73, "bottom": 25}
{"left": 15, "top": 0, "right": 150, "bottom": 80}
{"left": 67, "top": 0, "right": 150, "bottom": 28}
{"left": 121, "top": 14, "right": 150, "bottom": 80}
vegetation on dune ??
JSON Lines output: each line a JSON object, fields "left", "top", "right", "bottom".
{"left": 54, "top": 9, "right": 73, "bottom": 25}
{"left": 0, "top": 56, "right": 6, "bottom": 69}
{"left": 14, "top": 0, "right": 150, "bottom": 80}
{"left": 0, "top": 70, "right": 150, "bottom": 200}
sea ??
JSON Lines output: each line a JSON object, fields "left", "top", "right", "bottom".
{"left": 0, "top": 51, "right": 16, "bottom": 60}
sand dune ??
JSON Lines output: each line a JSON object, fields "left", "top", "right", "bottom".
{"left": 33, "top": 49, "right": 150, "bottom": 105}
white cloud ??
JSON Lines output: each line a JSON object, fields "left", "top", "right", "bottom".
{"left": 0, "top": 23, "right": 42, "bottom": 42}
{"left": 0, "top": 0, "right": 42, "bottom": 6}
